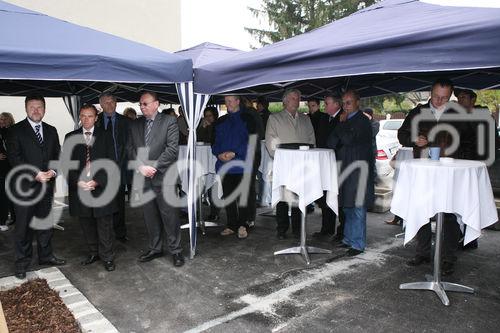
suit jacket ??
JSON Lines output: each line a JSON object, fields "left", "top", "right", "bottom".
{"left": 6, "top": 118, "right": 60, "bottom": 205}
{"left": 398, "top": 103, "right": 472, "bottom": 159}
{"left": 315, "top": 111, "right": 342, "bottom": 149}
{"left": 64, "top": 127, "right": 118, "bottom": 218}
{"left": 96, "top": 112, "right": 131, "bottom": 183}
{"left": 327, "top": 111, "right": 374, "bottom": 208}
{"left": 127, "top": 112, "right": 180, "bottom": 187}
{"left": 0, "top": 128, "right": 10, "bottom": 176}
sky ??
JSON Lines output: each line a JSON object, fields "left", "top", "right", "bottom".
{"left": 181, "top": 0, "right": 265, "bottom": 51}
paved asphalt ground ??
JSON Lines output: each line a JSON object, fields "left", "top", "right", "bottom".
{"left": 0, "top": 204, "right": 499, "bottom": 333}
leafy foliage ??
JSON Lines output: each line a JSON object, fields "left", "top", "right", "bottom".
{"left": 246, "top": 0, "right": 378, "bottom": 47}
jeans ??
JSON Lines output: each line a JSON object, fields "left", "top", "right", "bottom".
{"left": 342, "top": 207, "right": 367, "bottom": 251}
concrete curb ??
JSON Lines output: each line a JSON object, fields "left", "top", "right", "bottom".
{"left": 0, "top": 267, "right": 118, "bottom": 333}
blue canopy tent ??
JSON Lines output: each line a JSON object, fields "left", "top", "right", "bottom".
{"left": 194, "top": 0, "right": 500, "bottom": 99}
{"left": 189, "top": 0, "right": 500, "bottom": 256}
{"left": 0, "top": 0, "right": 215, "bottom": 258}
{"left": 0, "top": 0, "right": 192, "bottom": 111}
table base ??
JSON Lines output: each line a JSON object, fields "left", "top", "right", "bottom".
{"left": 400, "top": 279, "right": 474, "bottom": 306}
{"left": 180, "top": 183, "right": 221, "bottom": 235}
{"left": 399, "top": 213, "right": 474, "bottom": 306}
{"left": 274, "top": 209, "right": 331, "bottom": 265}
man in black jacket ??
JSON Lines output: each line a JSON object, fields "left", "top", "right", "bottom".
{"left": 6, "top": 95, "right": 65, "bottom": 279}
{"left": 97, "top": 93, "right": 130, "bottom": 242}
{"left": 327, "top": 90, "right": 374, "bottom": 256}
{"left": 64, "top": 105, "right": 118, "bottom": 271}
{"left": 313, "top": 94, "right": 346, "bottom": 240}
{"left": 397, "top": 78, "right": 469, "bottom": 275}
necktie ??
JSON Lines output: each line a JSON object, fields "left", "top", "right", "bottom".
{"left": 35, "top": 124, "right": 43, "bottom": 145}
{"left": 106, "top": 116, "right": 112, "bottom": 130}
{"left": 145, "top": 119, "right": 153, "bottom": 146}
{"left": 85, "top": 132, "right": 91, "bottom": 177}
{"left": 107, "top": 116, "right": 118, "bottom": 160}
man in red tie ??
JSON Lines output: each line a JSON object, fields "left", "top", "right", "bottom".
{"left": 64, "top": 104, "right": 118, "bottom": 271}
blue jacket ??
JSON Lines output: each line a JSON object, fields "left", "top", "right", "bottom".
{"left": 212, "top": 109, "right": 259, "bottom": 174}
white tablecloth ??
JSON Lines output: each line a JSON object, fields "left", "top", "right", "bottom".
{"left": 178, "top": 144, "right": 218, "bottom": 193}
{"left": 271, "top": 148, "right": 338, "bottom": 215}
{"left": 391, "top": 159, "right": 498, "bottom": 245}
{"left": 258, "top": 140, "right": 273, "bottom": 181}
{"left": 393, "top": 147, "right": 414, "bottom": 183}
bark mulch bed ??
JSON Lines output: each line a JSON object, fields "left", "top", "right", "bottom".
{"left": 0, "top": 278, "right": 80, "bottom": 333}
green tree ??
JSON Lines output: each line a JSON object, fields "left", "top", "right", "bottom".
{"left": 476, "top": 90, "right": 500, "bottom": 112}
{"left": 246, "top": 0, "right": 378, "bottom": 47}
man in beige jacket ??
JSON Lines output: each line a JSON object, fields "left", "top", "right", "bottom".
{"left": 265, "top": 89, "right": 315, "bottom": 239}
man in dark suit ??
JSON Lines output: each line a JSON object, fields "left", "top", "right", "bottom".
{"left": 398, "top": 78, "right": 470, "bottom": 276}
{"left": 313, "top": 94, "right": 345, "bottom": 240}
{"left": 97, "top": 93, "right": 130, "bottom": 242}
{"left": 6, "top": 95, "right": 65, "bottom": 279}
{"left": 64, "top": 104, "right": 118, "bottom": 271}
{"left": 127, "top": 91, "right": 184, "bottom": 267}
{"left": 327, "top": 90, "right": 374, "bottom": 257}
{"left": 0, "top": 114, "right": 12, "bottom": 231}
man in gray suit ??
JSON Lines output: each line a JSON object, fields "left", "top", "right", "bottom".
{"left": 127, "top": 91, "right": 184, "bottom": 267}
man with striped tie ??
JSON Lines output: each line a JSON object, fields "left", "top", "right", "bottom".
{"left": 64, "top": 105, "right": 117, "bottom": 271}
{"left": 6, "top": 95, "right": 65, "bottom": 279}
{"left": 126, "top": 91, "right": 184, "bottom": 267}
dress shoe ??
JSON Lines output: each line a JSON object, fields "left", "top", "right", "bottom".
{"left": 104, "top": 261, "right": 115, "bottom": 271}
{"left": 173, "top": 253, "right": 185, "bottom": 267}
{"left": 15, "top": 271, "right": 26, "bottom": 279}
{"left": 442, "top": 262, "right": 455, "bottom": 276}
{"left": 312, "top": 231, "right": 334, "bottom": 239}
{"left": 277, "top": 232, "right": 287, "bottom": 240}
{"left": 81, "top": 255, "right": 99, "bottom": 266}
{"left": 346, "top": 248, "right": 364, "bottom": 256}
{"left": 116, "top": 236, "right": 129, "bottom": 243}
{"left": 333, "top": 240, "right": 349, "bottom": 248}
{"left": 39, "top": 256, "right": 66, "bottom": 266}
{"left": 138, "top": 251, "right": 163, "bottom": 262}
{"left": 406, "top": 255, "right": 430, "bottom": 266}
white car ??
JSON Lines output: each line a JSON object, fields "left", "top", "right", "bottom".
{"left": 375, "top": 119, "right": 404, "bottom": 188}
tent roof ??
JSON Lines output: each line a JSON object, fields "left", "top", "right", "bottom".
{"left": 194, "top": 0, "right": 500, "bottom": 98}
{"left": 0, "top": 0, "right": 192, "bottom": 103}
{"left": 175, "top": 42, "right": 244, "bottom": 68}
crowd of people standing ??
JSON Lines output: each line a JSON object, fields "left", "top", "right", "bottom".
{"left": 1, "top": 77, "right": 498, "bottom": 280}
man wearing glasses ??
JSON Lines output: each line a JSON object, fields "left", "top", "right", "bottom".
{"left": 397, "top": 78, "right": 470, "bottom": 276}
{"left": 126, "top": 91, "right": 184, "bottom": 267}
{"left": 327, "top": 89, "right": 374, "bottom": 256}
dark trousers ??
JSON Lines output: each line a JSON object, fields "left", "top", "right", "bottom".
{"left": 276, "top": 201, "right": 300, "bottom": 235}
{"left": 13, "top": 195, "right": 54, "bottom": 271}
{"left": 113, "top": 185, "right": 127, "bottom": 238}
{"left": 316, "top": 192, "right": 338, "bottom": 235}
{"left": 142, "top": 186, "right": 182, "bottom": 254}
{"left": 416, "top": 213, "right": 461, "bottom": 263}
{"left": 0, "top": 176, "right": 8, "bottom": 225}
{"left": 79, "top": 215, "right": 114, "bottom": 262}
{"left": 222, "top": 173, "right": 249, "bottom": 231}
{"left": 247, "top": 165, "right": 259, "bottom": 223}
{"left": 336, "top": 208, "right": 345, "bottom": 238}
